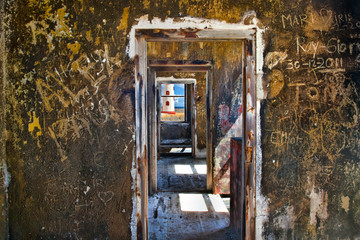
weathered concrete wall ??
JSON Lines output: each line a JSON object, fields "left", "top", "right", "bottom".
{"left": 194, "top": 72, "right": 207, "bottom": 152}
{"left": 0, "top": 0, "right": 9, "bottom": 238}
{"left": 4, "top": 0, "right": 134, "bottom": 238}
{"left": 260, "top": 2, "right": 360, "bottom": 238}
{"left": 1, "top": 0, "right": 360, "bottom": 239}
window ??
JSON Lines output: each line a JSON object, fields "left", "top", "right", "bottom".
{"left": 161, "top": 83, "right": 185, "bottom": 121}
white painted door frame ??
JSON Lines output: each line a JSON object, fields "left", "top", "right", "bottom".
{"left": 132, "top": 17, "right": 264, "bottom": 240}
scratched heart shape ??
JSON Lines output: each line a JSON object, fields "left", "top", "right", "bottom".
{"left": 319, "top": 9, "right": 333, "bottom": 26}
{"left": 98, "top": 191, "right": 114, "bottom": 206}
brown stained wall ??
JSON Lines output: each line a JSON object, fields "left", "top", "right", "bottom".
{"left": 194, "top": 72, "right": 207, "bottom": 151}
{"left": 4, "top": 0, "right": 134, "bottom": 238}
{"left": 1, "top": 0, "right": 360, "bottom": 239}
{"left": 261, "top": 2, "right": 360, "bottom": 237}
{"left": 0, "top": 0, "right": 8, "bottom": 238}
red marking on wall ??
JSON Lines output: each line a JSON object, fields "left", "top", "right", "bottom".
{"left": 161, "top": 111, "right": 176, "bottom": 114}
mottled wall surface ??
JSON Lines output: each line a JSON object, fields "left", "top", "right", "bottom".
{"left": 194, "top": 72, "right": 207, "bottom": 152}
{"left": 4, "top": 0, "right": 134, "bottom": 238}
{"left": 1, "top": 0, "right": 360, "bottom": 239}
{"left": 261, "top": 1, "right": 360, "bottom": 238}
{"left": 0, "top": 0, "right": 9, "bottom": 238}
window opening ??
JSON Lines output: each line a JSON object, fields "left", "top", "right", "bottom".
{"left": 160, "top": 83, "right": 186, "bottom": 122}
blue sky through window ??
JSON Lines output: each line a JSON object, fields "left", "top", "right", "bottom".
{"left": 161, "top": 84, "right": 185, "bottom": 108}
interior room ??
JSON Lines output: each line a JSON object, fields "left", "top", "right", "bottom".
{"left": 2, "top": 0, "right": 360, "bottom": 239}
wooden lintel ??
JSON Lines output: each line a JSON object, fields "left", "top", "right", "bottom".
{"left": 149, "top": 66, "right": 210, "bottom": 72}
{"left": 149, "top": 60, "right": 212, "bottom": 72}
{"left": 136, "top": 28, "right": 256, "bottom": 41}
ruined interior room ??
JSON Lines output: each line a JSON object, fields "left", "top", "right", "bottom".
{"left": 1, "top": 0, "right": 360, "bottom": 239}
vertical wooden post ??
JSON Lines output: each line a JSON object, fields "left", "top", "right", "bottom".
{"left": 156, "top": 82, "right": 161, "bottom": 162}
{"left": 135, "top": 35, "right": 148, "bottom": 240}
{"left": 244, "top": 40, "right": 256, "bottom": 240}
{"left": 206, "top": 68, "right": 213, "bottom": 191}
{"left": 230, "top": 137, "right": 245, "bottom": 239}
{"left": 191, "top": 83, "right": 196, "bottom": 158}
{"left": 148, "top": 69, "right": 157, "bottom": 194}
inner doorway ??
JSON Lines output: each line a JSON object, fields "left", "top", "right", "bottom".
{"left": 148, "top": 62, "right": 213, "bottom": 194}
{"left": 148, "top": 62, "right": 233, "bottom": 239}
{"left": 158, "top": 78, "right": 195, "bottom": 155}
{"left": 156, "top": 73, "right": 206, "bottom": 193}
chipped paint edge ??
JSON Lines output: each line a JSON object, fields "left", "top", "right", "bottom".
{"left": 130, "top": 139, "right": 137, "bottom": 240}
{"left": 127, "top": 14, "right": 260, "bottom": 58}
{"left": 255, "top": 24, "right": 268, "bottom": 239}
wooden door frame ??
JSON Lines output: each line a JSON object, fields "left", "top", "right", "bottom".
{"left": 134, "top": 25, "right": 263, "bottom": 240}
{"left": 148, "top": 62, "right": 212, "bottom": 195}
{"left": 155, "top": 76, "right": 196, "bottom": 157}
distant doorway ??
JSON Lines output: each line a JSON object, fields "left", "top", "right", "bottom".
{"left": 158, "top": 80, "right": 194, "bottom": 155}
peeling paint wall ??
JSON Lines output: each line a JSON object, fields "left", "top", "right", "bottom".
{"left": 1, "top": 0, "right": 360, "bottom": 239}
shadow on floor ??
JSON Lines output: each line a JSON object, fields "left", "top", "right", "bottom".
{"left": 157, "top": 155, "right": 207, "bottom": 192}
{"left": 186, "top": 226, "right": 239, "bottom": 240}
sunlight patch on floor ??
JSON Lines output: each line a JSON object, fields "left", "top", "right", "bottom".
{"left": 179, "top": 193, "right": 208, "bottom": 212}
{"left": 174, "top": 164, "right": 194, "bottom": 174}
{"left": 169, "top": 147, "right": 192, "bottom": 153}
{"left": 209, "top": 194, "right": 229, "bottom": 213}
{"left": 194, "top": 164, "right": 206, "bottom": 174}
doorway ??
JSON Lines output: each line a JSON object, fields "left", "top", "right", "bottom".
{"left": 157, "top": 78, "right": 195, "bottom": 155}
{"left": 148, "top": 63, "right": 231, "bottom": 239}
{"left": 148, "top": 62, "right": 213, "bottom": 194}
{"left": 156, "top": 71, "right": 207, "bottom": 195}
{"left": 133, "top": 22, "right": 262, "bottom": 240}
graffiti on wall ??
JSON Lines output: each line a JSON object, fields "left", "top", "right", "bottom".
{"left": 262, "top": 6, "right": 360, "bottom": 237}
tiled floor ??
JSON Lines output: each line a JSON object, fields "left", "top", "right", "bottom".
{"left": 149, "top": 155, "right": 236, "bottom": 240}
